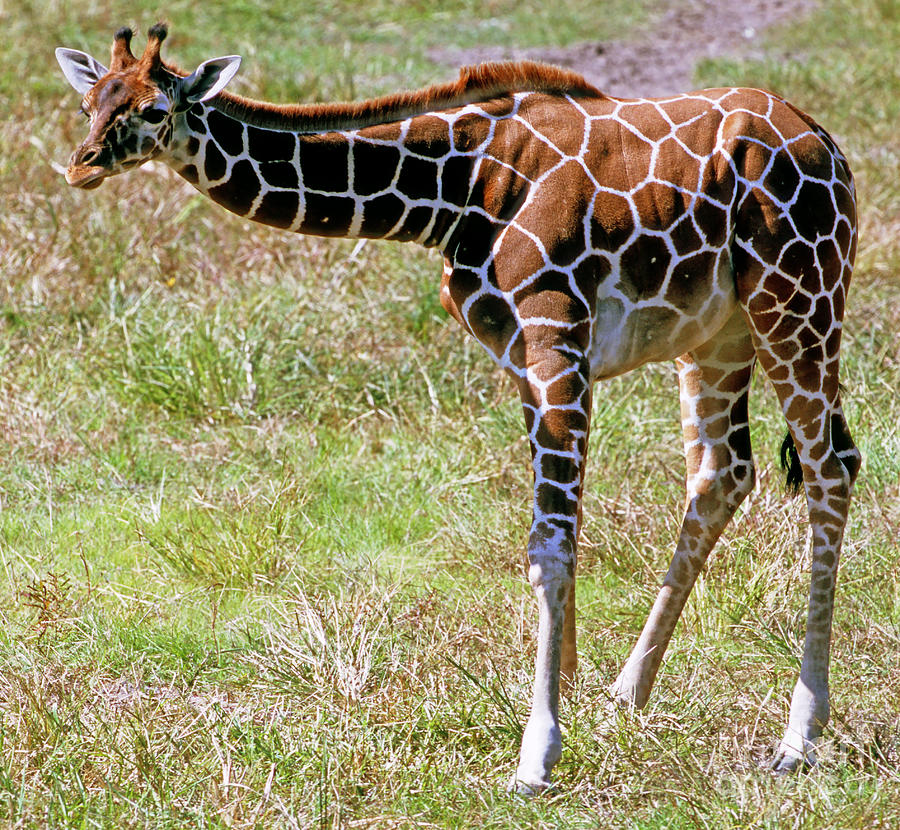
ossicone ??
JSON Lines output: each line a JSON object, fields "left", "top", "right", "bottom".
{"left": 110, "top": 26, "right": 135, "bottom": 70}
{"left": 147, "top": 23, "right": 168, "bottom": 44}
{"left": 139, "top": 21, "right": 169, "bottom": 72}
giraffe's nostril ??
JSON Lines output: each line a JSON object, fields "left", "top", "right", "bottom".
{"left": 76, "top": 146, "right": 102, "bottom": 166}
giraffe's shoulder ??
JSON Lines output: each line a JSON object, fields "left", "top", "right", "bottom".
{"left": 454, "top": 61, "right": 606, "bottom": 101}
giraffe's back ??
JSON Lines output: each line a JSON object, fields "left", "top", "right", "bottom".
{"left": 469, "top": 87, "right": 855, "bottom": 380}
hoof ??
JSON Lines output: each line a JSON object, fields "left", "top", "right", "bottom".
{"left": 770, "top": 746, "right": 815, "bottom": 776}
{"left": 608, "top": 676, "right": 647, "bottom": 710}
{"left": 507, "top": 773, "right": 553, "bottom": 797}
{"left": 514, "top": 716, "right": 561, "bottom": 797}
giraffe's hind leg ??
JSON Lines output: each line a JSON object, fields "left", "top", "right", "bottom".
{"left": 737, "top": 257, "right": 859, "bottom": 772}
{"left": 746, "top": 333, "right": 858, "bottom": 773}
{"left": 727, "top": 114, "right": 861, "bottom": 771}
{"left": 611, "top": 309, "right": 757, "bottom": 707}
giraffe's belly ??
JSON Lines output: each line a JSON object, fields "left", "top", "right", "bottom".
{"left": 587, "top": 266, "right": 737, "bottom": 381}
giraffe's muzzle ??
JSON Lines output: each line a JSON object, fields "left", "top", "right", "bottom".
{"left": 65, "top": 162, "right": 106, "bottom": 189}
{"left": 65, "top": 145, "right": 107, "bottom": 189}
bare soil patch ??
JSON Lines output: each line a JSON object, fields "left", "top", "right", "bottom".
{"left": 430, "top": 0, "right": 816, "bottom": 96}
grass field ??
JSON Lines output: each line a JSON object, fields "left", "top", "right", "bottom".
{"left": 2, "top": 0, "right": 899, "bottom": 826}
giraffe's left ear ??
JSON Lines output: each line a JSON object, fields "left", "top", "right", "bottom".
{"left": 176, "top": 56, "right": 242, "bottom": 107}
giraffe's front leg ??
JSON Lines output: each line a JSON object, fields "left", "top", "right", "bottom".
{"left": 510, "top": 350, "right": 591, "bottom": 795}
{"left": 513, "top": 525, "right": 571, "bottom": 794}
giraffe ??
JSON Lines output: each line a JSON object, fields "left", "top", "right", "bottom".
{"left": 56, "top": 25, "right": 860, "bottom": 793}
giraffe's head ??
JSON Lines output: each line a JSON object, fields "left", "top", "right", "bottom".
{"left": 55, "top": 24, "right": 241, "bottom": 189}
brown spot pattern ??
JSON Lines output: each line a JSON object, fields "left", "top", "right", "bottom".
{"left": 64, "top": 31, "right": 861, "bottom": 785}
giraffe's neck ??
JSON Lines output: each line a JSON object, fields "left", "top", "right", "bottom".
{"left": 166, "top": 99, "right": 488, "bottom": 247}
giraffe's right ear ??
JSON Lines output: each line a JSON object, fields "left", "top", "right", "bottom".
{"left": 55, "top": 48, "right": 109, "bottom": 95}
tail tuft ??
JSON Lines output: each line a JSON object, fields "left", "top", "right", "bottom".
{"left": 779, "top": 432, "right": 804, "bottom": 495}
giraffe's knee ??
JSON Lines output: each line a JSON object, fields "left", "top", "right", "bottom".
{"left": 686, "top": 416, "right": 755, "bottom": 506}
{"left": 729, "top": 458, "right": 756, "bottom": 505}
{"left": 527, "top": 521, "right": 575, "bottom": 590}
{"left": 726, "top": 420, "right": 756, "bottom": 504}
{"left": 688, "top": 456, "right": 755, "bottom": 519}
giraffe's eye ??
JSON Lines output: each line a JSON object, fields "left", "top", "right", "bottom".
{"left": 78, "top": 106, "right": 90, "bottom": 120}
{"left": 137, "top": 108, "right": 166, "bottom": 124}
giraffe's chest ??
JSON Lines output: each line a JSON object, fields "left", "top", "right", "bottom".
{"left": 586, "top": 250, "right": 737, "bottom": 380}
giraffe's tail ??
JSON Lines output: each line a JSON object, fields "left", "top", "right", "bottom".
{"left": 779, "top": 432, "right": 804, "bottom": 495}
{"left": 779, "top": 390, "right": 860, "bottom": 495}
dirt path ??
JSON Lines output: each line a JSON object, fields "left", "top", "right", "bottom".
{"left": 430, "top": 0, "right": 815, "bottom": 96}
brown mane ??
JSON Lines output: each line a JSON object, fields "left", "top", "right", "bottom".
{"left": 165, "top": 60, "right": 605, "bottom": 132}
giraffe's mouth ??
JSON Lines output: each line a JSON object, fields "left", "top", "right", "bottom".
{"left": 65, "top": 164, "right": 106, "bottom": 189}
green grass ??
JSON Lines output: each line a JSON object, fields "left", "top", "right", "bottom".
{"left": 2, "top": 0, "right": 900, "bottom": 826}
